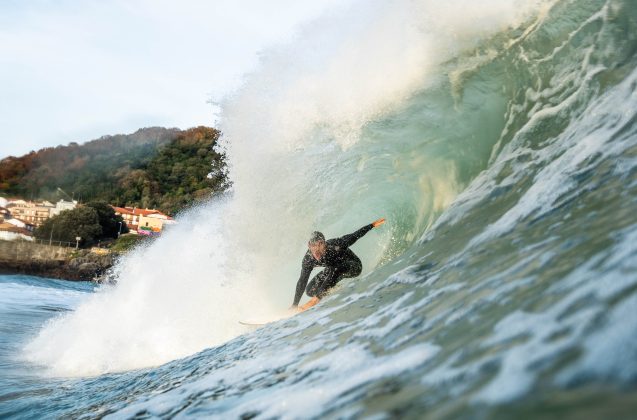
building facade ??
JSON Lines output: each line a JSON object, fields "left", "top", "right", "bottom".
{"left": 112, "top": 206, "right": 174, "bottom": 235}
{"left": 50, "top": 199, "right": 78, "bottom": 217}
{"left": 7, "top": 201, "right": 54, "bottom": 227}
{"left": 4, "top": 199, "right": 77, "bottom": 227}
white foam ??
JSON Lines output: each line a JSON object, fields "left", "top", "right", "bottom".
{"left": 556, "top": 293, "right": 637, "bottom": 385}
{"left": 353, "top": 292, "right": 416, "bottom": 339}
{"left": 461, "top": 53, "right": 637, "bottom": 247}
{"left": 107, "top": 342, "right": 439, "bottom": 419}
{"left": 472, "top": 223, "right": 637, "bottom": 403}
{"left": 24, "top": 202, "right": 285, "bottom": 376}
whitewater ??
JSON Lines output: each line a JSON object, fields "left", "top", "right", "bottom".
{"left": 1, "top": 0, "right": 637, "bottom": 418}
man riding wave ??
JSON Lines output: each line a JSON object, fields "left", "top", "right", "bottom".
{"left": 291, "top": 218, "right": 386, "bottom": 311}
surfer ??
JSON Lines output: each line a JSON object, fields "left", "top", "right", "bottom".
{"left": 291, "top": 218, "right": 386, "bottom": 311}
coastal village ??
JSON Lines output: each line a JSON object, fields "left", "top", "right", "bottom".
{"left": 0, "top": 197, "right": 175, "bottom": 243}
{"left": 0, "top": 126, "right": 222, "bottom": 281}
{"left": 0, "top": 196, "right": 178, "bottom": 281}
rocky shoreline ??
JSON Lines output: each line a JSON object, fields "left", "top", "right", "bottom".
{"left": 0, "top": 240, "right": 116, "bottom": 282}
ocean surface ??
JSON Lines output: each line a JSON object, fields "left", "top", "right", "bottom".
{"left": 2, "top": 0, "right": 637, "bottom": 418}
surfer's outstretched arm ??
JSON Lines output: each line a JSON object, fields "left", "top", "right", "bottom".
{"left": 336, "top": 218, "right": 386, "bottom": 248}
{"left": 292, "top": 255, "right": 314, "bottom": 307}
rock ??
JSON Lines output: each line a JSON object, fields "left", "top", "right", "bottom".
{"left": 77, "top": 262, "right": 100, "bottom": 277}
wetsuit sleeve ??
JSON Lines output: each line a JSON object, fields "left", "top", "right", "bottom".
{"left": 293, "top": 254, "right": 314, "bottom": 306}
{"left": 335, "top": 224, "right": 374, "bottom": 248}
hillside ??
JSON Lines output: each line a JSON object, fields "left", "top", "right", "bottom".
{"left": 0, "top": 126, "right": 227, "bottom": 215}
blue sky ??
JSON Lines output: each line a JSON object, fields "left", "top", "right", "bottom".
{"left": 0, "top": 0, "right": 346, "bottom": 158}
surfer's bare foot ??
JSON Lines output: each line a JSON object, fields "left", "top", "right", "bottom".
{"left": 299, "top": 297, "right": 320, "bottom": 311}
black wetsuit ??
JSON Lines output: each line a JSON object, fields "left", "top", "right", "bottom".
{"left": 292, "top": 224, "right": 373, "bottom": 306}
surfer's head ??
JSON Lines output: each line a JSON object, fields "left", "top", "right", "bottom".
{"left": 309, "top": 231, "right": 325, "bottom": 243}
{"left": 308, "top": 231, "right": 326, "bottom": 261}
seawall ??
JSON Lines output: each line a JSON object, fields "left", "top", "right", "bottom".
{"left": 0, "top": 240, "right": 114, "bottom": 281}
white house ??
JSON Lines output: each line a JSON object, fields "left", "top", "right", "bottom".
{"left": 50, "top": 199, "right": 78, "bottom": 217}
{"left": 0, "top": 223, "right": 33, "bottom": 241}
{"left": 7, "top": 199, "right": 27, "bottom": 207}
{"left": 5, "top": 218, "right": 35, "bottom": 232}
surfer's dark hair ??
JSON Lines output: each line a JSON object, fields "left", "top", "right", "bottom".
{"left": 309, "top": 231, "right": 325, "bottom": 244}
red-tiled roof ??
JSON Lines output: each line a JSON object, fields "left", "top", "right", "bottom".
{"left": 111, "top": 206, "right": 169, "bottom": 218}
{"left": 112, "top": 206, "right": 132, "bottom": 215}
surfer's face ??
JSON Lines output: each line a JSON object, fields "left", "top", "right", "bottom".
{"left": 309, "top": 240, "right": 326, "bottom": 261}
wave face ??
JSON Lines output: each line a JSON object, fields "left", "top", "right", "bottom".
{"left": 9, "top": 0, "right": 637, "bottom": 417}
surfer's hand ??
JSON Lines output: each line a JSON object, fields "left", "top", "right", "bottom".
{"left": 372, "top": 218, "right": 386, "bottom": 228}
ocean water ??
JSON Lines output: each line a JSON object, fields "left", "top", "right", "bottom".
{"left": 2, "top": 0, "right": 637, "bottom": 418}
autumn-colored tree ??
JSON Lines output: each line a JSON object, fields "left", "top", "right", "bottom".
{"left": 0, "top": 126, "right": 228, "bottom": 216}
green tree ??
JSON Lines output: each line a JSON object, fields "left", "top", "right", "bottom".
{"left": 85, "top": 201, "right": 129, "bottom": 238}
{"left": 35, "top": 207, "right": 102, "bottom": 245}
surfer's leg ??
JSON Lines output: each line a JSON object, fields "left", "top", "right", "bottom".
{"left": 307, "top": 255, "right": 362, "bottom": 300}
{"left": 314, "top": 267, "right": 347, "bottom": 298}
{"left": 315, "top": 257, "right": 362, "bottom": 298}
{"left": 306, "top": 269, "right": 330, "bottom": 297}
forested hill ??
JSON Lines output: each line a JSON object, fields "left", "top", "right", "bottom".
{"left": 0, "top": 126, "right": 227, "bottom": 215}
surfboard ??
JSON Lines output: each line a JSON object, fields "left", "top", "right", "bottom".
{"left": 238, "top": 320, "right": 269, "bottom": 326}
{"left": 238, "top": 309, "right": 299, "bottom": 326}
